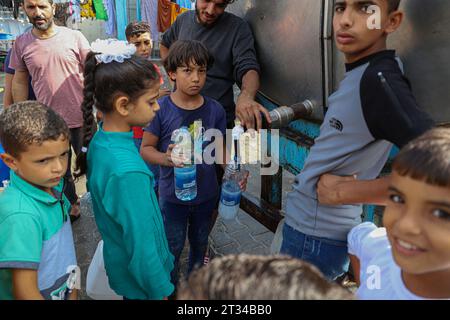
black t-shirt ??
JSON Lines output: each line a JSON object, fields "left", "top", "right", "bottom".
{"left": 161, "top": 11, "right": 260, "bottom": 125}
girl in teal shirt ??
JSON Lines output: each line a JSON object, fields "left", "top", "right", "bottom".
{"left": 74, "top": 39, "right": 174, "bottom": 300}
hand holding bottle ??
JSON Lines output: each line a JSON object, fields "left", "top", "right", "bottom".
{"left": 165, "top": 144, "right": 184, "bottom": 168}
{"left": 238, "top": 169, "right": 250, "bottom": 192}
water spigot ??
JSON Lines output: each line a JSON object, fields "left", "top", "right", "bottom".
{"left": 268, "top": 99, "right": 315, "bottom": 128}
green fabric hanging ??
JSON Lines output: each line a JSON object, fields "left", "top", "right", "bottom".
{"left": 93, "top": 0, "right": 109, "bottom": 21}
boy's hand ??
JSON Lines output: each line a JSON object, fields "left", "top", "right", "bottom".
{"left": 158, "top": 88, "right": 171, "bottom": 98}
{"left": 165, "top": 144, "right": 184, "bottom": 168}
{"left": 238, "top": 170, "right": 250, "bottom": 192}
{"left": 317, "top": 174, "right": 357, "bottom": 205}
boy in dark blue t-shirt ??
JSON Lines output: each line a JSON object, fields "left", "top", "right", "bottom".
{"left": 141, "top": 40, "right": 248, "bottom": 287}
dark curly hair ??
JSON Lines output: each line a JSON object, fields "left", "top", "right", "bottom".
{"left": 0, "top": 101, "right": 69, "bottom": 158}
{"left": 125, "top": 21, "right": 152, "bottom": 41}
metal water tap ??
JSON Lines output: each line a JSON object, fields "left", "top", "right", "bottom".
{"left": 268, "top": 99, "right": 316, "bottom": 128}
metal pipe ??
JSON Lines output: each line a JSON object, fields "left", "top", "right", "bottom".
{"left": 268, "top": 99, "right": 316, "bottom": 128}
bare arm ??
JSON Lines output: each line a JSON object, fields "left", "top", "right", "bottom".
{"left": 317, "top": 174, "right": 391, "bottom": 206}
{"left": 12, "top": 269, "right": 44, "bottom": 300}
{"left": 349, "top": 254, "right": 361, "bottom": 287}
{"left": 236, "top": 70, "right": 271, "bottom": 130}
{"left": 3, "top": 73, "right": 14, "bottom": 107}
{"left": 239, "top": 70, "right": 260, "bottom": 100}
{"left": 12, "top": 69, "right": 30, "bottom": 103}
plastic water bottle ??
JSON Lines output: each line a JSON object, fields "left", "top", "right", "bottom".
{"left": 218, "top": 120, "right": 245, "bottom": 220}
{"left": 218, "top": 163, "right": 242, "bottom": 220}
{"left": 172, "top": 127, "right": 197, "bottom": 201}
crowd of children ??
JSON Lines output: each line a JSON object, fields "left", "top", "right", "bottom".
{"left": 0, "top": 0, "right": 449, "bottom": 300}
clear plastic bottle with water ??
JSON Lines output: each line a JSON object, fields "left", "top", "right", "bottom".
{"left": 218, "top": 120, "right": 245, "bottom": 220}
{"left": 218, "top": 162, "right": 243, "bottom": 220}
{"left": 172, "top": 126, "right": 197, "bottom": 201}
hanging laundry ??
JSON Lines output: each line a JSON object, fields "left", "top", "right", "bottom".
{"left": 170, "top": 2, "right": 188, "bottom": 25}
{"left": 70, "top": 0, "right": 82, "bottom": 22}
{"left": 54, "top": 2, "right": 71, "bottom": 26}
{"left": 80, "top": 0, "right": 96, "bottom": 18}
{"left": 170, "top": 2, "right": 180, "bottom": 25}
{"left": 103, "top": 0, "right": 117, "bottom": 37}
{"left": 157, "top": 0, "right": 172, "bottom": 33}
{"left": 141, "top": 0, "right": 158, "bottom": 42}
{"left": 115, "top": 0, "right": 128, "bottom": 40}
{"left": 93, "top": 0, "right": 108, "bottom": 21}
{"left": 136, "top": 0, "right": 142, "bottom": 21}
{"left": 176, "top": 0, "right": 193, "bottom": 10}
{"left": 67, "top": 0, "right": 82, "bottom": 30}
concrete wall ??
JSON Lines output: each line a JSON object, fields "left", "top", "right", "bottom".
{"left": 78, "top": 19, "right": 109, "bottom": 43}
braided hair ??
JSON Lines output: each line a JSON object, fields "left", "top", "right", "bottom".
{"left": 74, "top": 52, "right": 160, "bottom": 178}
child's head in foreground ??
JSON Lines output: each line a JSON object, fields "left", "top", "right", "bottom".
{"left": 164, "top": 40, "right": 214, "bottom": 97}
{"left": 384, "top": 127, "right": 450, "bottom": 281}
{"left": 125, "top": 21, "right": 152, "bottom": 59}
{"left": 0, "top": 101, "right": 70, "bottom": 193}
{"left": 176, "top": 254, "right": 354, "bottom": 300}
{"left": 333, "top": 0, "right": 403, "bottom": 63}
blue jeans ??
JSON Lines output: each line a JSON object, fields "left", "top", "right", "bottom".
{"left": 280, "top": 224, "right": 350, "bottom": 281}
{"left": 159, "top": 197, "right": 217, "bottom": 286}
